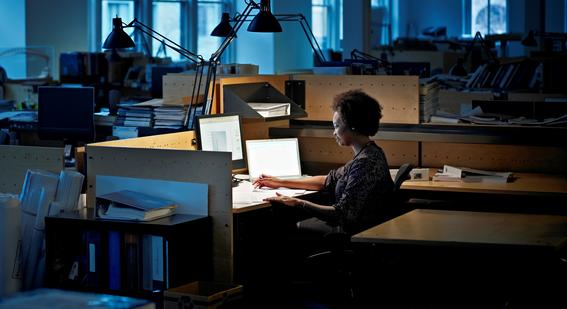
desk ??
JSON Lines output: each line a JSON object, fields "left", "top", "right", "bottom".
{"left": 232, "top": 180, "right": 315, "bottom": 213}
{"left": 231, "top": 181, "right": 317, "bottom": 294}
{"left": 401, "top": 169, "right": 567, "bottom": 212}
{"left": 351, "top": 209, "right": 567, "bottom": 306}
{"left": 402, "top": 168, "right": 567, "bottom": 196}
{"left": 352, "top": 209, "right": 567, "bottom": 248}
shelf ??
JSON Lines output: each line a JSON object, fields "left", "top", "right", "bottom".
{"left": 271, "top": 120, "right": 567, "bottom": 147}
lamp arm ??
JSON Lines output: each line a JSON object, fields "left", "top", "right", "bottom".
{"left": 210, "top": 0, "right": 260, "bottom": 62}
{"left": 350, "top": 48, "right": 391, "bottom": 66}
{"left": 462, "top": 31, "right": 499, "bottom": 65}
{"left": 125, "top": 18, "right": 203, "bottom": 63}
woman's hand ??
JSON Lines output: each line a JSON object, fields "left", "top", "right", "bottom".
{"left": 252, "top": 174, "right": 282, "bottom": 189}
{"left": 264, "top": 192, "right": 303, "bottom": 208}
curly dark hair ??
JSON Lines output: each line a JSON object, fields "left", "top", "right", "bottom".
{"left": 331, "top": 90, "right": 383, "bottom": 136}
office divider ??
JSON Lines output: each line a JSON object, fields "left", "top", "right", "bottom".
{"left": 86, "top": 133, "right": 233, "bottom": 281}
{"left": 0, "top": 145, "right": 64, "bottom": 194}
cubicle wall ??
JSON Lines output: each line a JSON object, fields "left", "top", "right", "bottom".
{"left": 294, "top": 137, "right": 418, "bottom": 175}
{"left": 291, "top": 75, "right": 419, "bottom": 124}
{"left": 0, "top": 145, "right": 64, "bottom": 194}
{"left": 422, "top": 142, "right": 567, "bottom": 174}
{"left": 86, "top": 133, "right": 234, "bottom": 281}
{"left": 89, "top": 131, "right": 197, "bottom": 150}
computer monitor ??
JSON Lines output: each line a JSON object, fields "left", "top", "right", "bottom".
{"left": 38, "top": 86, "right": 95, "bottom": 144}
{"left": 195, "top": 113, "right": 246, "bottom": 170}
{"left": 245, "top": 138, "right": 302, "bottom": 181}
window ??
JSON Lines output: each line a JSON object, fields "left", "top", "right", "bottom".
{"left": 370, "top": 0, "right": 398, "bottom": 47}
{"left": 102, "top": 0, "right": 136, "bottom": 44}
{"left": 471, "top": 0, "right": 507, "bottom": 35}
{"left": 94, "top": 0, "right": 233, "bottom": 62}
{"left": 312, "top": 0, "right": 342, "bottom": 52}
{"left": 197, "top": 0, "right": 228, "bottom": 59}
{"left": 153, "top": 1, "right": 182, "bottom": 60}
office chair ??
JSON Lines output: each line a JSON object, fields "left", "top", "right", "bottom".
{"left": 298, "top": 163, "right": 414, "bottom": 306}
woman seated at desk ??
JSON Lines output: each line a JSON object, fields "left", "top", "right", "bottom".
{"left": 254, "top": 90, "right": 394, "bottom": 236}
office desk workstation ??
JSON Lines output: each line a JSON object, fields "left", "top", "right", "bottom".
{"left": 401, "top": 168, "right": 567, "bottom": 212}
{"left": 351, "top": 209, "right": 567, "bottom": 306}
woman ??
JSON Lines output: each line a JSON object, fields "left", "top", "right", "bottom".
{"left": 253, "top": 89, "right": 394, "bottom": 235}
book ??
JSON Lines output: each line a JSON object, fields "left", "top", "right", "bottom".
{"left": 247, "top": 102, "right": 290, "bottom": 118}
{"left": 96, "top": 190, "right": 177, "bottom": 221}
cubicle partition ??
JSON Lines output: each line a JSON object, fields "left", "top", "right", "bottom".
{"left": 0, "top": 145, "right": 64, "bottom": 194}
{"left": 86, "top": 132, "right": 234, "bottom": 281}
{"left": 291, "top": 75, "right": 420, "bottom": 124}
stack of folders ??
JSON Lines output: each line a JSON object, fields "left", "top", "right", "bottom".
{"left": 419, "top": 79, "right": 439, "bottom": 123}
{"left": 51, "top": 170, "right": 85, "bottom": 213}
{"left": 248, "top": 102, "right": 290, "bottom": 118}
{"left": 96, "top": 190, "right": 177, "bottom": 221}
{"left": 116, "top": 104, "right": 154, "bottom": 127}
{"left": 153, "top": 106, "right": 187, "bottom": 129}
{"left": 432, "top": 165, "right": 513, "bottom": 183}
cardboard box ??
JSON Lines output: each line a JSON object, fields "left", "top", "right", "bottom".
{"left": 163, "top": 281, "right": 243, "bottom": 309}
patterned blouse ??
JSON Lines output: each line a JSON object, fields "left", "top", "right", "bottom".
{"left": 323, "top": 142, "right": 394, "bottom": 234}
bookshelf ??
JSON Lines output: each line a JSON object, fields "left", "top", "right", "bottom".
{"left": 45, "top": 209, "right": 211, "bottom": 302}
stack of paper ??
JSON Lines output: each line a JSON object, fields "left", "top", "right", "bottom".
{"left": 432, "top": 165, "right": 512, "bottom": 183}
{"left": 52, "top": 170, "right": 85, "bottom": 213}
{"left": 18, "top": 169, "right": 60, "bottom": 290}
{"left": 248, "top": 102, "right": 290, "bottom": 118}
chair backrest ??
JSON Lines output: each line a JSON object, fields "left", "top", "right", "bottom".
{"left": 393, "top": 163, "right": 414, "bottom": 192}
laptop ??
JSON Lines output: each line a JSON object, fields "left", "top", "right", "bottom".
{"left": 246, "top": 138, "right": 304, "bottom": 181}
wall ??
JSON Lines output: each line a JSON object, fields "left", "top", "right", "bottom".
{"left": 25, "top": 0, "right": 89, "bottom": 79}
{"left": 0, "top": 0, "right": 26, "bottom": 78}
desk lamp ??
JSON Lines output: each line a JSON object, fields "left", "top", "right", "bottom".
{"left": 210, "top": 0, "right": 327, "bottom": 66}
{"left": 521, "top": 30, "right": 567, "bottom": 52}
{"left": 449, "top": 31, "right": 499, "bottom": 76}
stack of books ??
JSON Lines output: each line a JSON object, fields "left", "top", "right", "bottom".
{"left": 432, "top": 165, "right": 513, "bottom": 183}
{"left": 116, "top": 103, "right": 154, "bottom": 128}
{"left": 153, "top": 106, "right": 187, "bottom": 129}
{"left": 419, "top": 79, "right": 439, "bottom": 123}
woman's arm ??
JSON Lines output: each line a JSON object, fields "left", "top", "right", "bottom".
{"left": 253, "top": 175, "right": 327, "bottom": 191}
{"left": 264, "top": 193, "right": 336, "bottom": 216}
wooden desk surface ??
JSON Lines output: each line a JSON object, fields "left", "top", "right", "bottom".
{"left": 352, "top": 209, "right": 567, "bottom": 249}
{"left": 232, "top": 181, "right": 315, "bottom": 214}
{"left": 401, "top": 168, "right": 567, "bottom": 196}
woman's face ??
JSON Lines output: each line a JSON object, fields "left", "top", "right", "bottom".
{"left": 332, "top": 111, "right": 353, "bottom": 146}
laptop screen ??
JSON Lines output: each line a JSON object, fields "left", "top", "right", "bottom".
{"left": 246, "top": 138, "right": 302, "bottom": 180}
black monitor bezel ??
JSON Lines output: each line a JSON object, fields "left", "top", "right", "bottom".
{"left": 38, "top": 86, "right": 95, "bottom": 144}
{"left": 195, "top": 113, "right": 246, "bottom": 170}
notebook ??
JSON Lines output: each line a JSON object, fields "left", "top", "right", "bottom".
{"left": 245, "top": 138, "right": 304, "bottom": 181}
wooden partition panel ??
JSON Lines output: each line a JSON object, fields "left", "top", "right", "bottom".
{"left": 242, "top": 119, "right": 289, "bottom": 141}
{"left": 297, "top": 137, "right": 419, "bottom": 174}
{"left": 89, "top": 131, "right": 196, "bottom": 150}
{"left": 422, "top": 142, "right": 567, "bottom": 173}
{"left": 293, "top": 75, "right": 419, "bottom": 124}
{"left": 0, "top": 145, "right": 64, "bottom": 194}
{"left": 86, "top": 145, "right": 233, "bottom": 281}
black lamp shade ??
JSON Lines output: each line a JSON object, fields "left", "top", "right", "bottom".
{"left": 521, "top": 30, "right": 538, "bottom": 47}
{"left": 211, "top": 13, "right": 233, "bottom": 37}
{"left": 247, "top": 0, "right": 282, "bottom": 32}
{"left": 102, "top": 17, "right": 135, "bottom": 49}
